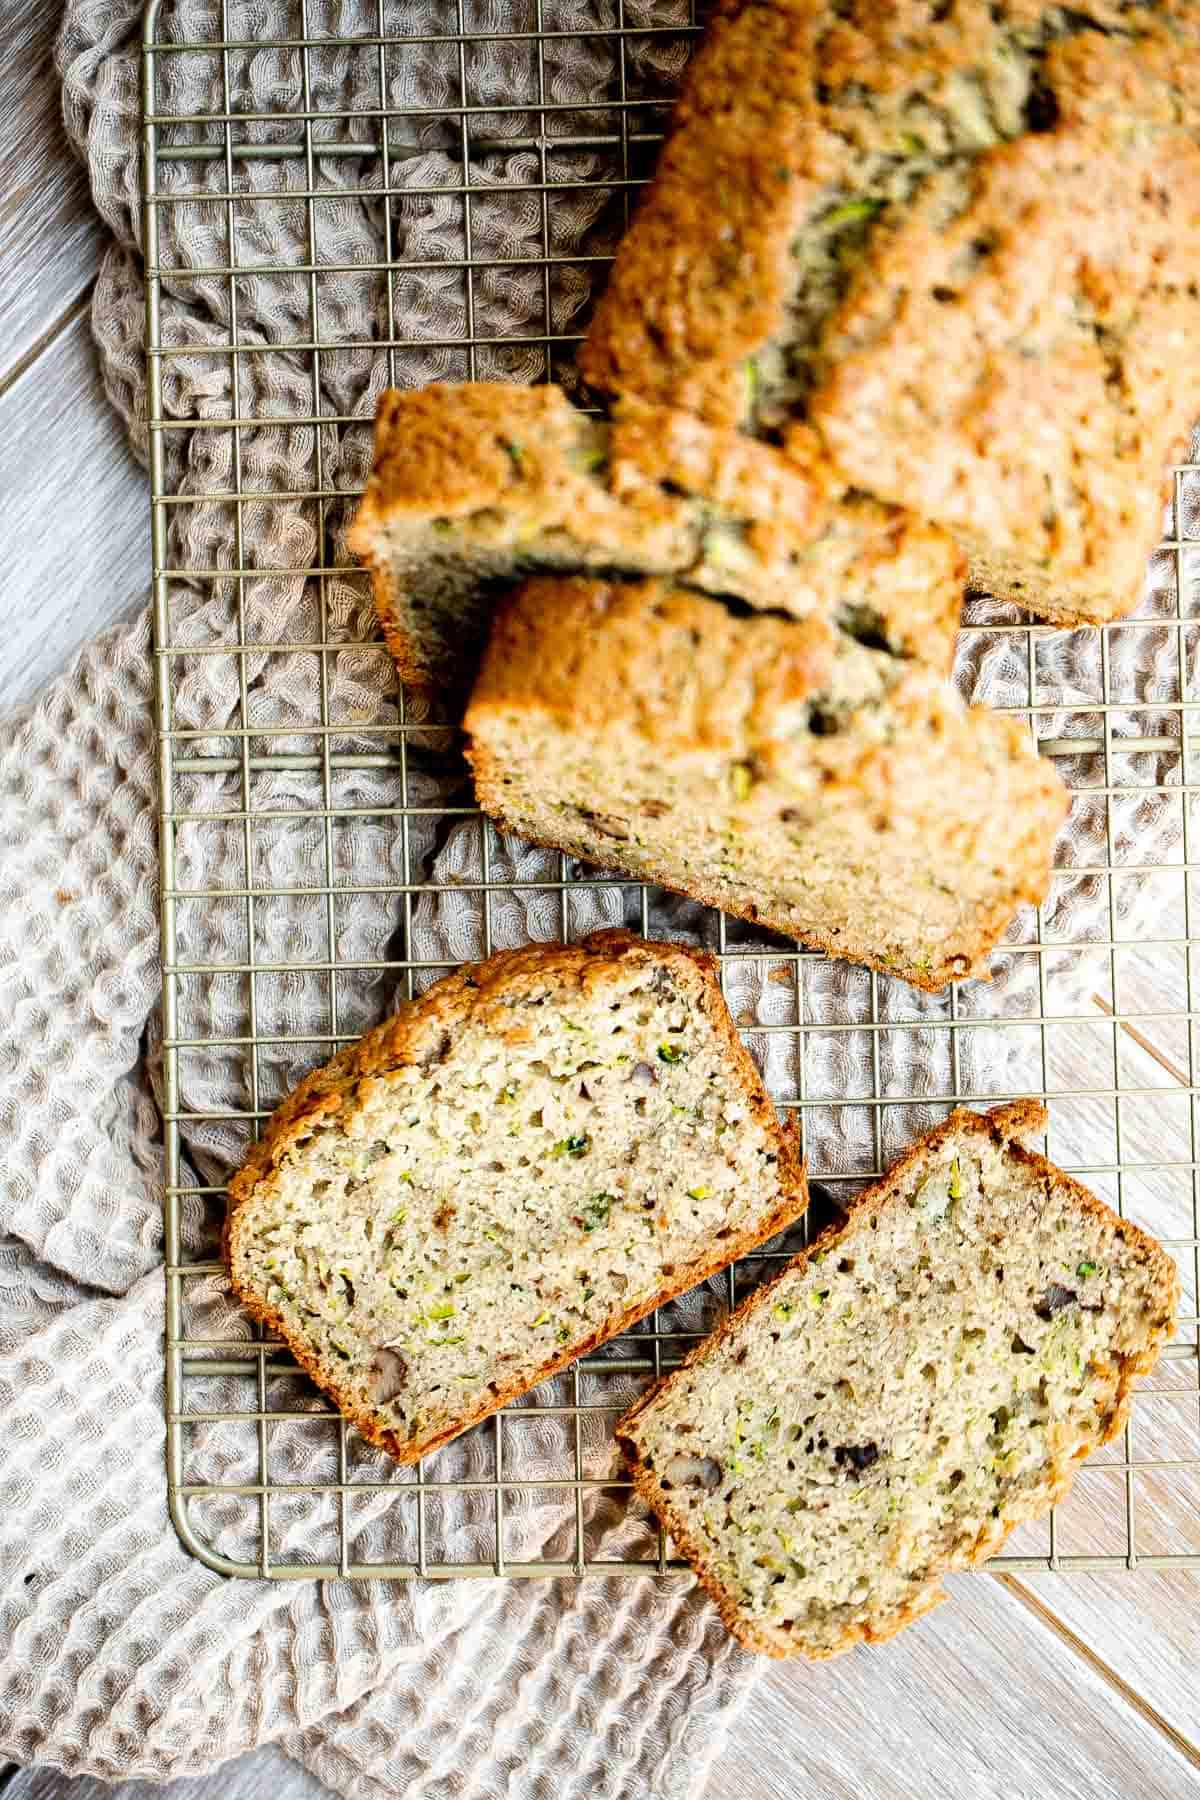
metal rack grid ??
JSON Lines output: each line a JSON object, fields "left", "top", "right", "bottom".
{"left": 144, "top": 0, "right": 1200, "bottom": 1580}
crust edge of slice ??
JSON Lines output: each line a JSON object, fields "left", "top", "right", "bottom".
{"left": 616, "top": 1100, "right": 1180, "bottom": 1657}
{"left": 224, "top": 927, "right": 809, "bottom": 1466}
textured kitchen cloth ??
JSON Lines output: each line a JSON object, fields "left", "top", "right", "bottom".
{"left": 0, "top": 0, "right": 1189, "bottom": 1790}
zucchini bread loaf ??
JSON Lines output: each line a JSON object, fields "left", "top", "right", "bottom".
{"left": 580, "top": 0, "right": 1200, "bottom": 623}
{"left": 347, "top": 381, "right": 963, "bottom": 688}
{"left": 225, "top": 930, "right": 807, "bottom": 1464}
{"left": 464, "top": 576, "right": 1069, "bottom": 990}
{"left": 617, "top": 1101, "right": 1178, "bottom": 1658}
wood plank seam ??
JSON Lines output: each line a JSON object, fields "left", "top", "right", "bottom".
{"left": 0, "top": 288, "right": 93, "bottom": 407}
{"left": 998, "top": 1575, "right": 1200, "bottom": 1770}
{"left": 1093, "top": 993, "right": 1190, "bottom": 1089}
{"left": 0, "top": 2, "right": 103, "bottom": 385}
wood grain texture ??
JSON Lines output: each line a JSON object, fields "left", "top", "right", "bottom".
{"left": 1005, "top": 1574, "right": 1200, "bottom": 1766}
{"left": 708, "top": 1569, "right": 1200, "bottom": 1800}
{"left": 998, "top": 958, "right": 1200, "bottom": 1767}
{"left": 0, "top": 1747, "right": 331, "bottom": 1800}
{"left": 0, "top": 308, "right": 147, "bottom": 718}
{"left": 0, "top": 0, "right": 102, "bottom": 385}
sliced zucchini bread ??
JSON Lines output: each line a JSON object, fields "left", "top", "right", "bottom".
{"left": 347, "top": 380, "right": 963, "bottom": 687}
{"left": 579, "top": 0, "right": 1200, "bottom": 623}
{"left": 464, "top": 576, "right": 1069, "bottom": 990}
{"left": 225, "top": 930, "right": 808, "bottom": 1464}
{"left": 617, "top": 1101, "right": 1179, "bottom": 1658}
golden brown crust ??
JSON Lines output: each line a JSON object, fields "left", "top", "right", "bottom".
{"left": 347, "top": 383, "right": 591, "bottom": 689}
{"left": 347, "top": 382, "right": 963, "bottom": 685}
{"left": 469, "top": 575, "right": 858, "bottom": 749}
{"left": 616, "top": 1101, "right": 1180, "bottom": 1657}
{"left": 579, "top": 0, "right": 1043, "bottom": 422}
{"left": 581, "top": 0, "right": 1198, "bottom": 425}
{"left": 812, "top": 123, "right": 1200, "bottom": 619}
{"left": 225, "top": 928, "right": 809, "bottom": 1465}
{"left": 349, "top": 382, "right": 589, "bottom": 542}
{"left": 374, "top": 614, "right": 438, "bottom": 693}
{"left": 348, "top": 384, "right": 830, "bottom": 539}
{"left": 1043, "top": 5, "right": 1200, "bottom": 140}
{"left": 581, "top": 0, "right": 1200, "bottom": 619}
{"left": 615, "top": 397, "right": 834, "bottom": 523}
{"left": 579, "top": 0, "right": 826, "bottom": 424}
{"left": 463, "top": 575, "right": 1069, "bottom": 992}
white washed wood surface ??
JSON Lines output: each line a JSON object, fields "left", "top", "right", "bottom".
{"left": 0, "top": 310, "right": 147, "bottom": 716}
{"left": 0, "top": 5, "right": 102, "bottom": 386}
{"left": 3, "top": 5, "right": 1197, "bottom": 1796}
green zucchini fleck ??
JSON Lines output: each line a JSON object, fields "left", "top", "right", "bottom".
{"left": 580, "top": 1192, "right": 615, "bottom": 1232}
{"left": 729, "top": 762, "right": 754, "bottom": 803}
{"left": 821, "top": 198, "right": 883, "bottom": 231}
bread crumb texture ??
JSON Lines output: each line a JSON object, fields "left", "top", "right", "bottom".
{"left": 465, "top": 576, "right": 1068, "bottom": 991}
{"left": 618, "top": 1102, "right": 1178, "bottom": 1658}
{"left": 225, "top": 930, "right": 807, "bottom": 1464}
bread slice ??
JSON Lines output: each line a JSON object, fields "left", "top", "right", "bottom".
{"left": 617, "top": 1101, "right": 1179, "bottom": 1659}
{"left": 811, "top": 119, "right": 1200, "bottom": 625}
{"left": 346, "top": 381, "right": 963, "bottom": 688}
{"left": 579, "top": 0, "right": 1200, "bottom": 624}
{"left": 225, "top": 930, "right": 808, "bottom": 1465}
{"left": 464, "top": 576, "right": 1069, "bottom": 991}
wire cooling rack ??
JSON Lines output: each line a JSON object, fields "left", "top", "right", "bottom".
{"left": 144, "top": 0, "right": 1200, "bottom": 1579}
